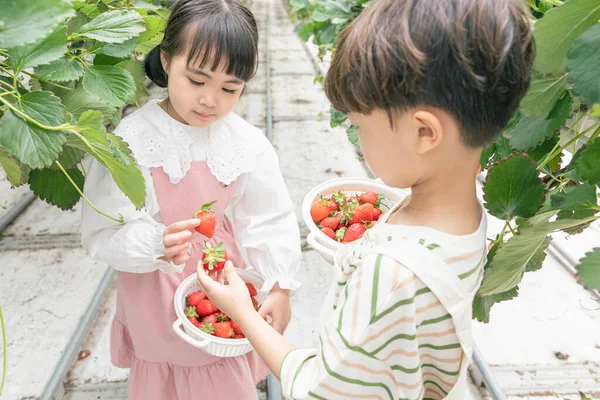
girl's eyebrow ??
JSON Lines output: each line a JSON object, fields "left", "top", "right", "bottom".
{"left": 186, "top": 66, "right": 243, "bottom": 85}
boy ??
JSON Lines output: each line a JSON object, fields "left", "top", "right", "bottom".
{"left": 196, "top": 0, "right": 533, "bottom": 398}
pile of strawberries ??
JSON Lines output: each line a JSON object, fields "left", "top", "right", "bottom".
{"left": 184, "top": 282, "right": 259, "bottom": 339}
{"left": 310, "top": 190, "right": 384, "bottom": 243}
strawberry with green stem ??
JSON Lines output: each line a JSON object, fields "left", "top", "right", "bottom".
{"left": 185, "top": 306, "right": 201, "bottom": 327}
{"left": 310, "top": 197, "right": 331, "bottom": 222}
{"left": 201, "top": 241, "right": 229, "bottom": 272}
{"left": 194, "top": 201, "right": 217, "bottom": 238}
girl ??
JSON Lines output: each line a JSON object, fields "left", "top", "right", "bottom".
{"left": 81, "top": 0, "right": 302, "bottom": 398}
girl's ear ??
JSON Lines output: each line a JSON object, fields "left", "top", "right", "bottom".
{"left": 160, "top": 51, "right": 170, "bottom": 75}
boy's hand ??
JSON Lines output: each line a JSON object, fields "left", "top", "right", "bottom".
{"left": 159, "top": 218, "right": 199, "bottom": 265}
{"left": 258, "top": 283, "right": 291, "bottom": 334}
{"left": 196, "top": 261, "right": 254, "bottom": 321}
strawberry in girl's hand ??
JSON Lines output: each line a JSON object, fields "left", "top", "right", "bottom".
{"left": 231, "top": 320, "right": 243, "bottom": 335}
{"left": 350, "top": 204, "right": 374, "bottom": 225}
{"left": 201, "top": 241, "right": 228, "bottom": 272}
{"left": 373, "top": 208, "right": 383, "bottom": 221}
{"left": 202, "top": 314, "right": 217, "bottom": 325}
{"left": 310, "top": 198, "right": 331, "bottom": 222}
{"left": 245, "top": 282, "right": 258, "bottom": 297}
{"left": 360, "top": 192, "right": 379, "bottom": 206}
{"left": 186, "top": 291, "right": 206, "bottom": 307}
{"left": 320, "top": 214, "right": 341, "bottom": 231}
{"left": 196, "top": 299, "right": 217, "bottom": 317}
{"left": 321, "top": 227, "right": 335, "bottom": 239}
{"left": 214, "top": 322, "right": 234, "bottom": 338}
{"left": 194, "top": 201, "right": 217, "bottom": 238}
{"left": 343, "top": 223, "right": 367, "bottom": 243}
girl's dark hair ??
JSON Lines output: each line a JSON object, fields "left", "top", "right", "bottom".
{"left": 144, "top": 0, "right": 259, "bottom": 88}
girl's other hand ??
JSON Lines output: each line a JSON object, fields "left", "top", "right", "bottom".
{"left": 159, "top": 218, "right": 199, "bottom": 265}
{"left": 196, "top": 261, "right": 254, "bottom": 322}
{"left": 258, "top": 284, "right": 291, "bottom": 334}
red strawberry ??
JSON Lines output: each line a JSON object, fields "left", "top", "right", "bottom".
{"left": 185, "top": 306, "right": 198, "bottom": 318}
{"left": 214, "top": 322, "right": 234, "bottom": 338}
{"left": 215, "top": 311, "right": 229, "bottom": 322}
{"left": 360, "top": 192, "right": 379, "bottom": 205}
{"left": 231, "top": 320, "right": 243, "bottom": 335}
{"left": 202, "top": 314, "right": 217, "bottom": 325}
{"left": 343, "top": 223, "right": 367, "bottom": 243}
{"left": 199, "top": 323, "right": 216, "bottom": 335}
{"left": 327, "top": 197, "right": 339, "bottom": 212}
{"left": 201, "top": 241, "right": 228, "bottom": 272}
{"left": 332, "top": 190, "right": 347, "bottom": 206}
{"left": 245, "top": 282, "right": 258, "bottom": 297}
{"left": 321, "top": 227, "right": 335, "bottom": 239}
{"left": 346, "top": 196, "right": 360, "bottom": 206}
{"left": 187, "top": 291, "right": 206, "bottom": 307}
{"left": 196, "top": 299, "right": 217, "bottom": 317}
{"left": 350, "top": 204, "right": 374, "bottom": 225}
{"left": 373, "top": 208, "right": 383, "bottom": 221}
{"left": 251, "top": 297, "right": 259, "bottom": 311}
{"left": 194, "top": 201, "right": 217, "bottom": 238}
{"left": 335, "top": 227, "right": 347, "bottom": 242}
{"left": 310, "top": 198, "right": 331, "bottom": 222}
{"left": 320, "top": 214, "right": 341, "bottom": 230}
{"left": 233, "top": 334, "right": 245, "bottom": 339}
{"left": 188, "top": 316, "right": 201, "bottom": 327}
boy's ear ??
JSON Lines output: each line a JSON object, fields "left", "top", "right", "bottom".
{"left": 412, "top": 110, "right": 444, "bottom": 155}
{"left": 160, "top": 51, "right": 170, "bottom": 75}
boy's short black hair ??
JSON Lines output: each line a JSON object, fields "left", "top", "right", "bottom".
{"left": 324, "top": 0, "right": 534, "bottom": 147}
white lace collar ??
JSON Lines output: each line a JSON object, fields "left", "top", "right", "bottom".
{"left": 118, "top": 99, "right": 262, "bottom": 185}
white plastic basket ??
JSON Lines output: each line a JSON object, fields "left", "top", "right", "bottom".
{"left": 172, "top": 268, "right": 265, "bottom": 357}
{"left": 302, "top": 177, "right": 410, "bottom": 264}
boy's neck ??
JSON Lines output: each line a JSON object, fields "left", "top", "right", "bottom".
{"left": 387, "top": 172, "right": 482, "bottom": 236}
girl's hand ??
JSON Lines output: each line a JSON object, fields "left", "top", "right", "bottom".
{"left": 258, "top": 284, "right": 291, "bottom": 334}
{"left": 159, "top": 218, "right": 199, "bottom": 265}
{"left": 196, "top": 261, "right": 254, "bottom": 322}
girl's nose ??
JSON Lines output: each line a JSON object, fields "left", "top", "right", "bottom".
{"left": 199, "top": 93, "right": 217, "bottom": 108}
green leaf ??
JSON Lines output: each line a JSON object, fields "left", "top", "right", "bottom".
{"left": 35, "top": 58, "right": 85, "bottom": 82}
{"left": 82, "top": 65, "right": 137, "bottom": 107}
{"left": 567, "top": 24, "right": 600, "bottom": 105}
{"left": 508, "top": 94, "right": 572, "bottom": 151}
{"left": 0, "top": 147, "right": 26, "bottom": 187}
{"left": 492, "top": 133, "right": 513, "bottom": 162}
{"left": 574, "top": 139, "right": 600, "bottom": 185}
{"left": 61, "top": 88, "right": 121, "bottom": 125}
{"left": 94, "top": 54, "right": 126, "bottom": 66}
{"left": 19, "top": 91, "right": 67, "bottom": 127}
{"left": 297, "top": 21, "right": 315, "bottom": 41}
{"left": 346, "top": 125, "right": 359, "bottom": 146}
{"left": 29, "top": 167, "right": 84, "bottom": 210}
{"left": 0, "top": 0, "right": 73, "bottom": 49}
{"left": 592, "top": 104, "right": 600, "bottom": 118}
{"left": 0, "top": 111, "right": 66, "bottom": 169}
{"left": 8, "top": 26, "right": 68, "bottom": 72}
{"left": 480, "top": 143, "right": 496, "bottom": 170}
{"left": 526, "top": 215, "right": 599, "bottom": 236}
{"left": 67, "top": 111, "right": 146, "bottom": 208}
{"left": 137, "top": 16, "right": 165, "bottom": 44}
{"left": 97, "top": 38, "right": 138, "bottom": 58}
{"left": 135, "top": 30, "right": 163, "bottom": 54}
{"left": 330, "top": 106, "right": 347, "bottom": 128}
{"left": 533, "top": 0, "right": 600, "bottom": 75}
{"left": 473, "top": 288, "right": 518, "bottom": 323}
{"left": 479, "top": 235, "right": 552, "bottom": 296}
{"left": 576, "top": 248, "right": 600, "bottom": 289}
{"left": 550, "top": 183, "right": 598, "bottom": 211}
{"left": 520, "top": 74, "right": 568, "bottom": 119}
{"left": 77, "top": 9, "right": 146, "bottom": 44}
{"left": 483, "top": 155, "right": 545, "bottom": 220}
{"left": 116, "top": 59, "right": 148, "bottom": 102}
{"left": 52, "top": 145, "right": 85, "bottom": 170}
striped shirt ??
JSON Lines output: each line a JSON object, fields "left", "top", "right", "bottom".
{"left": 281, "top": 211, "right": 487, "bottom": 400}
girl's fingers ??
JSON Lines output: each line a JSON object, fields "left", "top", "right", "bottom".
{"left": 217, "top": 270, "right": 224, "bottom": 284}
{"left": 171, "top": 251, "right": 190, "bottom": 266}
{"left": 165, "top": 218, "right": 200, "bottom": 235}
{"left": 164, "top": 230, "right": 192, "bottom": 247}
{"left": 163, "top": 242, "right": 190, "bottom": 258}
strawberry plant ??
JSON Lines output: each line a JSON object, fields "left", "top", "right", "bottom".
{"left": 286, "top": 0, "right": 600, "bottom": 321}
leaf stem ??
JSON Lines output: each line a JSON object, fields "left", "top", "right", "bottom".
{"left": 0, "top": 97, "right": 70, "bottom": 131}
{"left": 0, "top": 305, "right": 6, "bottom": 396}
{"left": 0, "top": 80, "right": 13, "bottom": 91}
{"left": 55, "top": 161, "right": 124, "bottom": 223}
{"left": 507, "top": 222, "right": 517, "bottom": 236}
{"left": 0, "top": 66, "right": 26, "bottom": 91}
{"left": 0, "top": 90, "right": 16, "bottom": 97}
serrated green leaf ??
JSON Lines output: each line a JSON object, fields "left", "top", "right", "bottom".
{"left": 480, "top": 142, "right": 496, "bottom": 170}
{"left": 135, "top": 30, "right": 163, "bottom": 54}
{"left": 97, "top": 38, "right": 138, "bottom": 58}
{"left": 134, "top": 0, "right": 161, "bottom": 9}
{"left": 297, "top": 21, "right": 315, "bottom": 41}
{"left": 29, "top": 167, "right": 84, "bottom": 210}
{"left": 492, "top": 133, "right": 513, "bottom": 162}
{"left": 575, "top": 248, "right": 600, "bottom": 289}
{"left": 346, "top": 125, "right": 359, "bottom": 146}
{"left": 116, "top": 59, "right": 148, "bottom": 102}
{"left": 82, "top": 65, "right": 136, "bottom": 107}
{"left": 527, "top": 215, "right": 599, "bottom": 236}
{"left": 52, "top": 145, "right": 85, "bottom": 170}
{"left": 0, "top": 147, "right": 26, "bottom": 187}
{"left": 509, "top": 94, "right": 572, "bottom": 151}
{"left": 137, "top": 16, "right": 165, "bottom": 44}
{"left": 66, "top": 111, "right": 145, "bottom": 208}
{"left": 574, "top": 139, "right": 600, "bottom": 185}
{"left": 473, "top": 288, "right": 518, "bottom": 323}
{"left": 0, "top": 0, "right": 73, "bottom": 49}
{"left": 483, "top": 155, "right": 545, "bottom": 220}
{"left": 61, "top": 88, "right": 121, "bottom": 125}
{"left": 479, "top": 234, "right": 551, "bottom": 296}
{"left": 77, "top": 9, "right": 146, "bottom": 44}
{"left": 19, "top": 91, "right": 67, "bottom": 127}
{"left": 527, "top": 135, "right": 558, "bottom": 163}
{"left": 94, "top": 54, "right": 126, "bottom": 66}
{"left": 592, "top": 104, "right": 600, "bottom": 118}
{"left": 8, "top": 26, "right": 68, "bottom": 72}
{"left": 35, "top": 58, "right": 85, "bottom": 83}
{"left": 567, "top": 24, "right": 600, "bottom": 105}
{"left": 520, "top": 74, "right": 568, "bottom": 119}
{"left": 0, "top": 111, "right": 66, "bottom": 169}
{"left": 533, "top": 0, "right": 600, "bottom": 75}
{"left": 550, "top": 183, "right": 598, "bottom": 211}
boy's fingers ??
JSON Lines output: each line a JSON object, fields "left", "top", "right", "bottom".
{"left": 165, "top": 219, "right": 200, "bottom": 235}
{"left": 164, "top": 230, "right": 192, "bottom": 247}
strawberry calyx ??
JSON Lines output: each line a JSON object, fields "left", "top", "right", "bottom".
{"left": 335, "top": 227, "right": 347, "bottom": 242}
{"left": 201, "top": 241, "right": 227, "bottom": 271}
{"left": 194, "top": 200, "right": 217, "bottom": 218}
{"left": 185, "top": 306, "right": 198, "bottom": 318}
{"left": 199, "top": 323, "right": 216, "bottom": 335}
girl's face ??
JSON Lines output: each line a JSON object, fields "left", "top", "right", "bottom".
{"left": 161, "top": 52, "right": 245, "bottom": 127}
